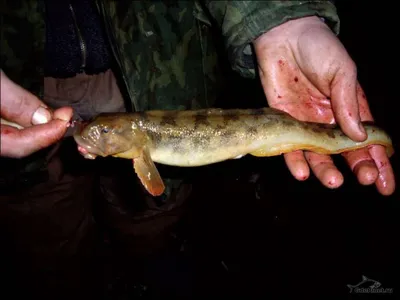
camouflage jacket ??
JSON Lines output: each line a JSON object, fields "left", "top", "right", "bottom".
{"left": 1, "top": 0, "right": 340, "bottom": 112}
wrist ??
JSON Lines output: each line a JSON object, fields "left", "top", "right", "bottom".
{"left": 253, "top": 16, "right": 327, "bottom": 49}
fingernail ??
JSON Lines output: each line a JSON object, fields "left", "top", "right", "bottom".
{"left": 358, "top": 122, "right": 366, "bottom": 135}
{"left": 32, "top": 106, "right": 52, "bottom": 125}
{"left": 56, "top": 115, "right": 71, "bottom": 122}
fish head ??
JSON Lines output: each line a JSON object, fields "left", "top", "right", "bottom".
{"left": 73, "top": 113, "right": 145, "bottom": 159}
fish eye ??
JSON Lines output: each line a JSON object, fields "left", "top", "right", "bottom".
{"left": 102, "top": 127, "right": 110, "bottom": 134}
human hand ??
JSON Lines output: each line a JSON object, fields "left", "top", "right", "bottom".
{"left": 0, "top": 70, "right": 73, "bottom": 158}
{"left": 253, "top": 16, "right": 395, "bottom": 195}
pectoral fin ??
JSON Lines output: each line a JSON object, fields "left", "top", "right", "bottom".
{"left": 133, "top": 148, "right": 165, "bottom": 196}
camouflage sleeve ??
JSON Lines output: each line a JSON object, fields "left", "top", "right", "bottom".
{"left": 202, "top": 0, "right": 340, "bottom": 78}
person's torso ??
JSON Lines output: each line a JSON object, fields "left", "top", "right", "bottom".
{"left": 1, "top": 0, "right": 224, "bottom": 113}
{"left": 1, "top": 0, "right": 224, "bottom": 210}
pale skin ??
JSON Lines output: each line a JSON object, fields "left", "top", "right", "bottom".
{"left": 253, "top": 16, "right": 395, "bottom": 195}
{"left": 0, "top": 16, "right": 395, "bottom": 195}
{"left": 0, "top": 70, "right": 73, "bottom": 158}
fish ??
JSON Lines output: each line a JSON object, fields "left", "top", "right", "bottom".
{"left": 73, "top": 107, "right": 394, "bottom": 196}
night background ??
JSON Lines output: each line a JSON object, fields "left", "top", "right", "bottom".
{"left": 178, "top": 1, "right": 399, "bottom": 298}
{"left": 1, "top": 1, "right": 399, "bottom": 299}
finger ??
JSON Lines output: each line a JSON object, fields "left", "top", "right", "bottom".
{"left": 304, "top": 152, "right": 344, "bottom": 188}
{"left": 53, "top": 106, "right": 73, "bottom": 122}
{"left": 354, "top": 83, "right": 395, "bottom": 195}
{"left": 369, "top": 145, "right": 396, "bottom": 196}
{"left": 356, "top": 83, "right": 374, "bottom": 121}
{"left": 0, "top": 119, "right": 69, "bottom": 158}
{"left": 0, "top": 70, "right": 52, "bottom": 126}
{"left": 341, "top": 148, "right": 378, "bottom": 186}
{"left": 330, "top": 66, "right": 367, "bottom": 142}
{"left": 283, "top": 150, "right": 310, "bottom": 181}
{"left": 78, "top": 145, "right": 89, "bottom": 155}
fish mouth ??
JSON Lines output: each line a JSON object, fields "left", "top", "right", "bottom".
{"left": 73, "top": 121, "right": 105, "bottom": 159}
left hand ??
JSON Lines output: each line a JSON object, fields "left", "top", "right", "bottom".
{"left": 253, "top": 16, "right": 395, "bottom": 195}
{"left": 0, "top": 70, "right": 73, "bottom": 158}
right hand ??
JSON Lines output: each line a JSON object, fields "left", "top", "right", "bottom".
{"left": 0, "top": 70, "right": 73, "bottom": 158}
{"left": 253, "top": 17, "right": 395, "bottom": 196}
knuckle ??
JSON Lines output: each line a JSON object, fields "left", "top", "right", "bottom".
{"left": 346, "top": 60, "right": 357, "bottom": 77}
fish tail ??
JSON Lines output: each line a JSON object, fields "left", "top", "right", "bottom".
{"left": 249, "top": 124, "right": 393, "bottom": 157}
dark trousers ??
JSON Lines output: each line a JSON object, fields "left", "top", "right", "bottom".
{"left": 0, "top": 139, "right": 189, "bottom": 298}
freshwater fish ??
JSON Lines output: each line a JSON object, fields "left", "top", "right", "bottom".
{"left": 73, "top": 108, "right": 394, "bottom": 196}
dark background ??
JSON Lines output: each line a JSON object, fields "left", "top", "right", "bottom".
{"left": 177, "top": 1, "right": 399, "bottom": 298}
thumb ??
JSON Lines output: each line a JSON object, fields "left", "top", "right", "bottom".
{"left": 0, "top": 119, "right": 69, "bottom": 158}
{"left": 330, "top": 68, "right": 367, "bottom": 142}
{"left": 0, "top": 70, "right": 52, "bottom": 127}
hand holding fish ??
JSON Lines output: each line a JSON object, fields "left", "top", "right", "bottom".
{"left": 253, "top": 16, "right": 395, "bottom": 195}
{"left": 0, "top": 70, "right": 73, "bottom": 158}
{"left": 73, "top": 17, "right": 395, "bottom": 197}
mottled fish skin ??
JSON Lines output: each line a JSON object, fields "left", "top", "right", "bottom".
{"left": 74, "top": 108, "right": 394, "bottom": 167}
